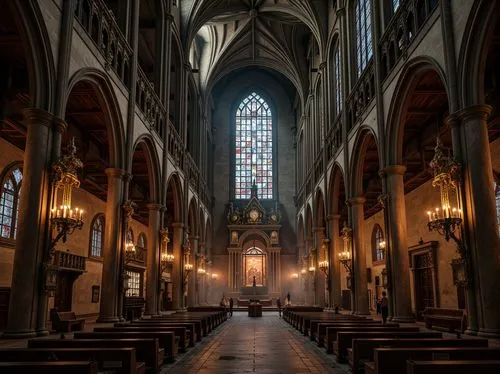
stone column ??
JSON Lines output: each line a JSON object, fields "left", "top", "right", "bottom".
{"left": 187, "top": 236, "right": 198, "bottom": 307}
{"left": 145, "top": 203, "right": 161, "bottom": 315}
{"left": 97, "top": 168, "right": 125, "bottom": 322}
{"left": 349, "top": 197, "right": 369, "bottom": 315}
{"left": 381, "top": 165, "right": 414, "bottom": 322}
{"left": 313, "top": 227, "right": 326, "bottom": 307}
{"left": 328, "top": 214, "right": 342, "bottom": 309}
{"left": 3, "top": 108, "right": 53, "bottom": 338}
{"left": 171, "top": 222, "right": 184, "bottom": 310}
{"left": 458, "top": 105, "right": 500, "bottom": 337}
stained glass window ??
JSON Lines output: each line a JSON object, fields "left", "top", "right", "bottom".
{"left": 90, "top": 215, "right": 104, "bottom": 257}
{"left": 355, "top": 0, "right": 373, "bottom": 76}
{"left": 393, "top": 0, "right": 400, "bottom": 12}
{"left": 234, "top": 92, "right": 273, "bottom": 199}
{"left": 334, "top": 45, "right": 343, "bottom": 116}
{"left": 0, "top": 166, "right": 22, "bottom": 240}
{"left": 494, "top": 182, "right": 500, "bottom": 235}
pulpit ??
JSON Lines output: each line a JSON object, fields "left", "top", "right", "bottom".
{"left": 248, "top": 302, "right": 262, "bottom": 317}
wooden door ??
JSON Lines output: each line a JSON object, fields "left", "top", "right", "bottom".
{"left": 414, "top": 253, "right": 435, "bottom": 320}
{"left": 55, "top": 271, "right": 75, "bottom": 311}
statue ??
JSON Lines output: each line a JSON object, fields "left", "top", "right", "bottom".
{"left": 252, "top": 275, "right": 256, "bottom": 287}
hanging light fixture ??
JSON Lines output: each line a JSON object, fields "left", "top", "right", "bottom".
{"left": 318, "top": 239, "right": 329, "bottom": 277}
{"left": 338, "top": 222, "right": 353, "bottom": 273}
{"left": 160, "top": 227, "right": 174, "bottom": 274}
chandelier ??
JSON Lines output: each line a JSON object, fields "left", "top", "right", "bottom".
{"left": 338, "top": 222, "right": 353, "bottom": 273}
{"left": 160, "top": 227, "right": 174, "bottom": 273}
{"left": 49, "top": 138, "right": 84, "bottom": 254}
{"left": 318, "top": 239, "right": 329, "bottom": 276}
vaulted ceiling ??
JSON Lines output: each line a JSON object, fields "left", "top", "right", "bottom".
{"left": 180, "top": 0, "right": 329, "bottom": 107}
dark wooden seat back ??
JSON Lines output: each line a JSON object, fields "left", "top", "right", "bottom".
{"left": 406, "top": 360, "right": 500, "bottom": 374}
{"left": 0, "top": 361, "right": 98, "bottom": 374}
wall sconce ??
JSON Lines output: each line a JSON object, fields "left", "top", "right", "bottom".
{"left": 300, "top": 268, "right": 307, "bottom": 275}
{"left": 211, "top": 273, "right": 218, "bottom": 280}
{"left": 308, "top": 247, "right": 316, "bottom": 273}
{"left": 124, "top": 240, "right": 136, "bottom": 264}
{"left": 291, "top": 273, "right": 299, "bottom": 279}
{"left": 49, "top": 138, "right": 84, "bottom": 255}
{"left": 318, "top": 260, "right": 329, "bottom": 276}
{"left": 339, "top": 222, "right": 353, "bottom": 273}
{"left": 159, "top": 227, "right": 174, "bottom": 274}
{"left": 319, "top": 238, "right": 329, "bottom": 277}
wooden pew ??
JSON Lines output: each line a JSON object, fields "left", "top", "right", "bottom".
{"left": 406, "top": 360, "right": 500, "bottom": 374}
{"left": 315, "top": 321, "right": 385, "bottom": 346}
{"left": 74, "top": 331, "right": 177, "bottom": 363}
{"left": 304, "top": 315, "right": 369, "bottom": 336}
{"left": 99, "top": 325, "right": 191, "bottom": 351}
{"left": 52, "top": 311, "right": 85, "bottom": 333}
{"left": 0, "top": 347, "right": 144, "bottom": 374}
{"left": 326, "top": 326, "right": 420, "bottom": 354}
{"left": 151, "top": 315, "right": 209, "bottom": 335}
{"left": 348, "top": 337, "right": 488, "bottom": 372}
{"left": 365, "top": 347, "right": 500, "bottom": 374}
{"left": 117, "top": 322, "right": 197, "bottom": 345}
{"left": 132, "top": 319, "right": 203, "bottom": 340}
{"left": 0, "top": 361, "right": 98, "bottom": 373}
{"left": 334, "top": 331, "right": 439, "bottom": 361}
{"left": 28, "top": 338, "right": 163, "bottom": 374}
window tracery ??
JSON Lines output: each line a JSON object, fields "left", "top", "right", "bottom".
{"left": 90, "top": 214, "right": 104, "bottom": 257}
{"left": 0, "top": 166, "right": 22, "bottom": 240}
{"left": 234, "top": 92, "right": 273, "bottom": 199}
{"left": 355, "top": 0, "right": 373, "bottom": 76}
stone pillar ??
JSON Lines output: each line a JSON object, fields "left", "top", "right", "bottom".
{"left": 3, "top": 108, "right": 53, "bottom": 338}
{"left": 328, "top": 214, "right": 342, "bottom": 309}
{"left": 97, "top": 168, "right": 125, "bottom": 322}
{"left": 381, "top": 165, "right": 414, "bottom": 322}
{"left": 458, "top": 105, "right": 500, "bottom": 337}
{"left": 187, "top": 236, "right": 198, "bottom": 307}
{"left": 349, "top": 197, "right": 369, "bottom": 315}
{"left": 145, "top": 203, "right": 161, "bottom": 315}
{"left": 313, "top": 227, "right": 326, "bottom": 307}
{"left": 171, "top": 223, "right": 184, "bottom": 310}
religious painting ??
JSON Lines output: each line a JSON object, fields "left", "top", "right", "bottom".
{"left": 243, "top": 247, "right": 266, "bottom": 286}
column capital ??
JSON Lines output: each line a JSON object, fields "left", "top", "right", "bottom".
{"left": 105, "top": 167, "right": 126, "bottom": 178}
{"left": 53, "top": 117, "right": 68, "bottom": 134}
{"left": 22, "top": 107, "right": 54, "bottom": 128}
{"left": 380, "top": 165, "right": 406, "bottom": 177}
{"left": 146, "top": 203, "right": 163, "bottom": 211}
{"left": 172, "top": 222, "right": 184, "bottom": 229}
{"left": 347, "top": 196, "right": 366, "bottom": 206}
{"left": 455, "top": 104, "right": 493, "bottom": 123}
{"left": 326, "top": 214, "right": 341, "bottom": 221}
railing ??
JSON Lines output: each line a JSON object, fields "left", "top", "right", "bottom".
{"left": 184, "top": 152, "right": 200, "bottom": 192}
{"left": 136, "top": 66, "right": 166, "bottom": 140}
{"left": 75, "top": 0, "right": 132, "bottom": 88}
{"left": 346, "top": 60, "right": 375, "bottom": 131}
{"left": 168, "top": 121, "right": 184, "bottom": 167}
{"left": 314, "top": 153, "right": 323, "bottom": 184}
{"left": 326, "top": 115, "right": 342, "bottom": 161}
{"left": 379, "top": 0, "right": 440, "bottom": 80}
{"left": 54, "top": 250, "right": 86, "bottom": 272}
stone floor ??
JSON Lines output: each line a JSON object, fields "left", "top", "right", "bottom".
{"left": 163, "top": 311, "right": 350, "bottom": 374}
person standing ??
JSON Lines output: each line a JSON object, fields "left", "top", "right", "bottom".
{"left": 276, "top": 297, "right": 282, "bottom": 318}
{"left": 229, "top": 297, "right": 234, "bottom": 317}
{"left": 286, "top": 292, "right": 291, "bottom": 305}
{"left": 380, "top": 291, "right": 389, "bottom": 324}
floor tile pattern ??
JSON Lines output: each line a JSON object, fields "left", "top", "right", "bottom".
{"left": 163, "top": 312, "right": 350, "bottom": 374}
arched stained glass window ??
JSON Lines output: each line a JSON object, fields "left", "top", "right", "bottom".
{"left": 90, "top": 215, "right": 104, "bottom": 257}
{"left": 0, "top": 166, "right": 22, "bottom": 240}
{"left": 234, "top": 92, "right": 273, "bottom": 199}
{"left": 494, "top": 181, "right": 500, "bottom": 235}
{"left": 355, "top": 0, "right": 373, "bottom": 76}
{"left": 372, "top": 224, "right": 385, "bottom": 262}
{"left": 393, "top": 0, "right": 400, "bottom": 12}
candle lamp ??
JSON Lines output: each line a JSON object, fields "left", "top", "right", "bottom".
{"left": 318, "top": 260, "right": 329, "bottom": 276}
{"left": 159, "top": 228, "right": 174, "bottom": 274}
{"left": 49, "top": 138, "right": 84, "bottom": 257}
{"left": 339, "top": 222, "right": 353, "bottom": 273}
{"left": 291, "top": 273, "right": 299, "bottom": 279}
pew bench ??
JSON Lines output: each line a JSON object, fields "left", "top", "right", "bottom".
{"left": 0, "top": 347, "right": 144, "bottom": 374}
{"left": 364, "top": 347, "right": 500, "bottom": 374}
{"left": 422, "top": 307, "right": 466, "bottom": 333}
{"left": 28, "top": 338, "right": 163, "bottom": 374}
{"left": 315, "top": 321, "right": 386, "bottom": 346}
{"left": 118, "top": 322, "right": 197, "bottom": 345}
{"left": 134, "top": 319, "right": 203, "bottom": 340}
{"left": 406, "top": 359, "right": 500, "bottom": 374}
{"left": 348, "top": 337, "right": 488, "bottom": 372}
{"left": 100, "top": 325, "right": 191, "bottom": 351}
{"left": 74, "top": 331, "right": 177, "bottom": 363}
{"left": 0, "top": 361, "right": 98, "bottom": 374}
{"left": 326, "top": 326, "right": 420, "bottom": 354}
{"left": 52, "top": 311, "right": 85, "bottom": 333}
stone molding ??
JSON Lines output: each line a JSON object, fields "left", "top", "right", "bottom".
{"left": 455, "top": 104, "right": 493, "bottom": 123}
{"left": 347, "top": 196, "right": 366, "bottom": 205}
{"left": 380, "top": 164, "right": 406, "bottom": 177}
{"left": 104, "top": 167, "right": 126, "bottom": 178}
{"left": 22, "top": 107, "right": 53, "bottom": 129}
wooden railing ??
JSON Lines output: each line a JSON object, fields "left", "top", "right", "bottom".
{"left": 75, "top": 0, "right": 132, "bottom": 88}
{"left": 54, "top": 250, "right": 86, "bottom": 272}
{"left": 346, "top": 60, "right": 375, "bottom": 131}
{"left": 380, "top": 0, "right": 440, "bottom": 80}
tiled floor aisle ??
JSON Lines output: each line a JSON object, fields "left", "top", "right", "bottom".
{"left": 163, "top": 312, "right": 350, "bottom": 374}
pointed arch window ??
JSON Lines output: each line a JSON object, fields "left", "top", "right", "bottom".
{"left": 355, "top": 0, "right": 373, "bottom": 76}
{"left": 494, "top": 181, "right": 500, "bottom": 236}
{"left": 334, "top": 44, "right": 343, "bottom": 116}
{"left": 234, "top": 92, "right": 273, "bottom": 199}
{"left": 0, "top": 166, "right": 22, "bottom": 240}
{"left": 90, "top": 214, "right": 104, "bottom": 257}
{"left": 372, "top": 224, "right": 385, "bottom": 262}
{"left": 393, "top": 0, "right": 400, "bottom": 12}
